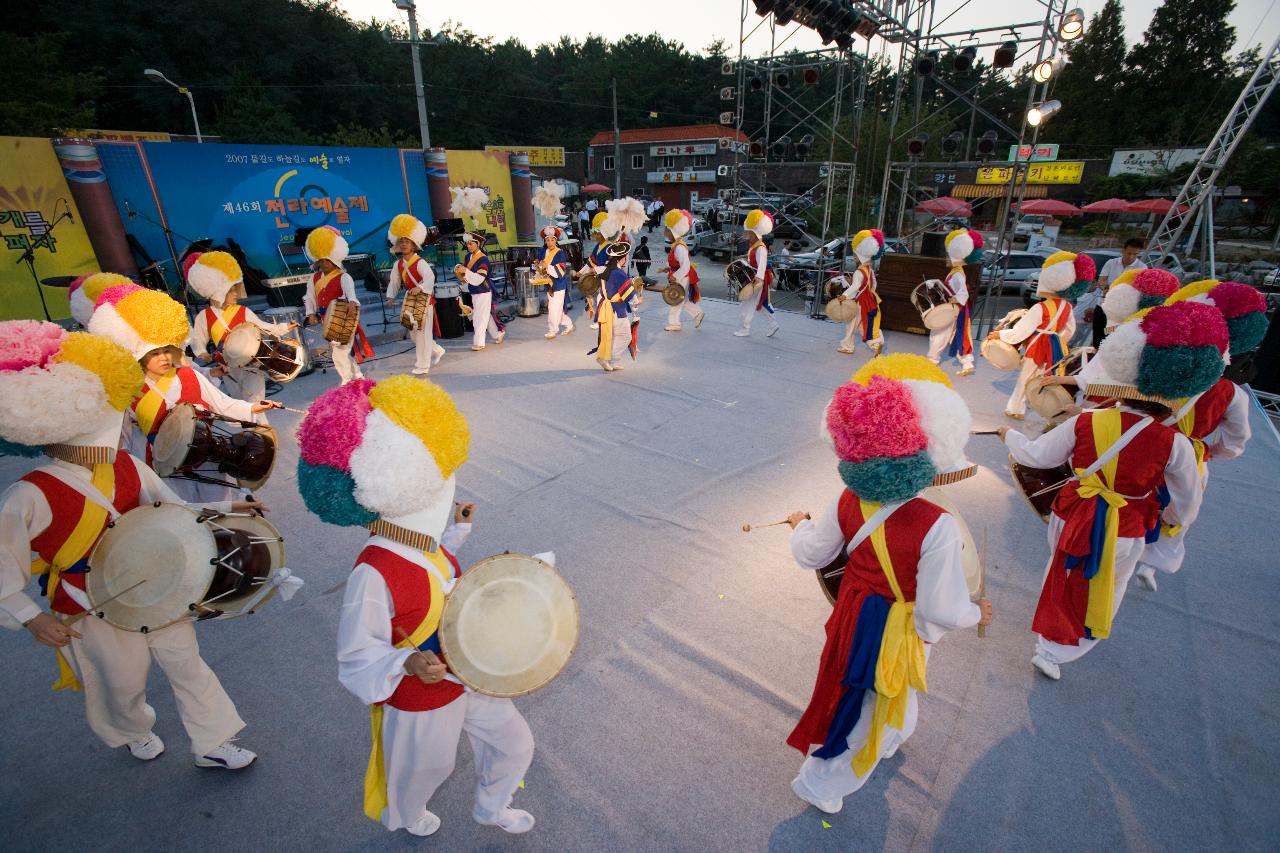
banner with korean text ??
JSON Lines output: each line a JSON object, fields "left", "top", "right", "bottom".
{"left": 446, "top": 150, "right": 517, "bottom": 249}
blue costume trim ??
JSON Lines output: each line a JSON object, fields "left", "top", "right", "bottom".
{"left": 813, "top": 594, "right": 891, "bottom": 759}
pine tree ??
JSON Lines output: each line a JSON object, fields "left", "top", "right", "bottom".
{"left": 1040, "top": 0, "right": 1127, "bottom": 156}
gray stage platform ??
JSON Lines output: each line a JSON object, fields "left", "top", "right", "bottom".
{"left": 2, "top": 296, "right": 1277, "bottom": 852}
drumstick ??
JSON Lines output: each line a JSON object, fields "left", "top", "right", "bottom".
{"left": 66, "top": 579, "right": 148, "bottom": 626}
{"left": 276, "top": 406, "right": 309, "bottom": 416}
{"left": 971, "top": 428, "right": 1002, "bottom": 435}
{"left": 742, "top": 514, "right": 807, "bottom": 533}
{"left": 977, "top": 529, "right": 988, "bottom": 638}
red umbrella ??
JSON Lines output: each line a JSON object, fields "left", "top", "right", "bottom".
{"left": 915, "top": 197, "right": 973, "bottom": 217}
{"left": 1081, "top": 197, "right": 1131, "bottom": 213}
{"left": 1127, "top": 198, "right": 1188, "bottom": 214}
{"left": 1013, "top": 199, "right": 1082, "bottom": 216}
{"left": 581, "top": 183, "right": 612, "bottom": 193}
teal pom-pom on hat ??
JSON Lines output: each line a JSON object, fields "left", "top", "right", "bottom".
{"left": 838, "top": 452, "right": 936, "bottom": 504}
{"left": 297, "top": 460, "right": 377, "bottom": 527}
{"left": 1136, "top": 346, "right": 1224, "bottom": 400}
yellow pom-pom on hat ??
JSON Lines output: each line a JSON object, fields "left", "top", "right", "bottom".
{"left": 852, "top": 353, "right": 953, "bottom": 389}
{"left": 1107, "top": 268, "right": 1141, "bottom": 291}
{"left": 744, "top": 208, "right": 774, "bottom": 236}
{"left": 1165, "top": 278, "right": 1219, "bottom": 305}
{"left": 186, "top": 251, "right": 243, "bottom": 303}
{"left": 663, "top": 208, "right": 691, "bottom": 238}
{"left": 305, "top": 225, "right": 349, "bottom": 266}
{"left": 591, "top": 212, "right": 609, "bottom": 234}
{"left": 387, "top": 213, "right": 428, "bottom": 249}
{"left": 53, "top": 332, "right": 144, "bottom": 412}
{"left": 88, "top": 287, "right": 190, "bottom": 360}
{"left": 367, "top": 375, "right": 470, "bottom": 478}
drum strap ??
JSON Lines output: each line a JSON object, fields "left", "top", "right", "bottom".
{"left": 207, "top": 305, "right": 245, "bottom": 348}
{"left": 850, "top": 498, "right": 926, "bottom": 778}
{"left": 398, "top": 255, "right": 422, "bottom": 289}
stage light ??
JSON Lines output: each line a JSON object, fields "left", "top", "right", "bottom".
{"left": 719, "top": 111, "right": 735, "bottom": 126}
{"left": 1059, "top": 8, "right": 1085, "bottom": 41}
{"left": 721, "top": 60, "right": 735, "bottom": 75}
{"left": 775, "top": 71, "right": 790, "bottom": 89}
{"left": 750, "top": 75, "right": 764, "bottom": 92}
{"left": 834, "top": 32, "right": 854, "bottom": 51}
{"left": 803, "top": 68, "right": 820, "bottom": 85}
{"left": 976, "top": 130, "right": 998, "bottom": 158}
{"left": 774, "top": 0, "right": 797, "bottom": 25}
{"left": 907, "top": 133, "right": 928, "bottom": 158}
{"left": 994, "top": 41, "right": 1017, "bottom": 69}
{"left": 915, "top": 50, "right": 939, "bottom": 77}
{"left": 851, "top": 12, "right": 879, "bottom": 38}
{"left": 954, "top": 46, "right": 977, "bottom": 72}
{"left": 720, "top": 86, "right": 737, "bottom": 101}
{"left": 1026, "top": 100, "right": 1062, "bottom": 127}
{"left": 750, "top": 141, "right": 765, "bottom": 157}
{"left": 753, "top": 0, "right": 776, "bottom": 16}
{"left": 942, "top": 131, "right": 963, "bottom": 157}
{"left": 1032, "top": 55, "right": 1065, "bottom": 83}
{"left": 796, "top": 133, "right": 815, "bottom": 157}
{"left": 772, "top": 135, "right": 792, "bottom": 157}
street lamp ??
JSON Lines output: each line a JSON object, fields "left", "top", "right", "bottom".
{"left": 143, "top": 68, "right": 202, "bottom": 142}
{"left": 392, "top": 0, "right": 434, "bottom": 149}
{"left": 1026, "top": 100, "right": 1063, "bottom": 128}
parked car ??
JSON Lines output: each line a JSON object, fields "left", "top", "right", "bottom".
{"left": 982, "top": 251, "right": 1045, "bottom": 299}
{"left": 669, "top": 216, "right": 711, "bottom": 256}
{"left": 1013, "top": 214, "right": 1049, "bottom": 238}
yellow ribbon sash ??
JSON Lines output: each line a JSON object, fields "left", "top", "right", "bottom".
{"left": 363, "top": 549, "right": 453, "bottom": 822}
{"left": 852, "top": 499, "right": 928, "bottom": 777}
{"left": 133, "top": 373, "right": 177, "bottom": 438}
{"left": 30, "top": 462, "right": 117, "bottom": 691}
{"left": 1074, "top": 408, "right": 1127, "bottom": 640}
{"left": 207, "top": 305, "right": 243, "bottom": 347}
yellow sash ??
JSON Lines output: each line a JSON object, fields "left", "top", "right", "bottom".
{"left": 362, "top": 549, "right": 454, "bottom": 822}
{"left": 30, "top": 462, "right": 117, "bottom": 691}
{"left": 852, "top": 499, "right": 928, "bottom": 777}
{"left": 207, "top": 305, "right": 242, "bottom": 347}
{"left": 133, "top": 373, "right": 177, "bottom": 438}
{"left": 1075, "top": 408, "right": 1127, "bottom": 640}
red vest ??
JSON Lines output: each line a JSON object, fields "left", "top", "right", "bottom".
{"left": 202, "top": 305, "right": 248, "bottom": 348}
{"left": 396, "top": 256, "right": 431, "bottom": 295}
{"left": 1024, "top": 299, "right": 1071, "bottom": 367}
{"left": 357, "top": 544, "right": 465, "bottom": 712}
{"left": 21, "top": 454, "right": 144, "bottom": 615}
{"left": 666, "top": 243, "right": 700, "bottom": 287}
{"left": 1182, "top": 378, "right": 1235, "bottom": 441}
{"left": 1053, "top": 411, "right": 1175, "bottom": 537}
{"left": 787, "top": 493, "right": 944, "bottom": 753}
{"left": 131, "top": 368, "right": 206, "bottom": 461}
{"left": 312, "top": 270, "right": 345, "bottom": 312}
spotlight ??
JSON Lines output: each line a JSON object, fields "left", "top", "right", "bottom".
{"left": 954, "top": 46, "right": 977, "bottom": 72}
{"left": 719, "top": 111, "right": 735, "bottom": 126}
{"left": 976, "top": 130, "right": 998, "bottom": 158}
{"left": 834, "top": 31, "right": 854, "bottom": 51}
{"left": 993, "top": 40, "right": 1017, "bottom": 69}
{"left": 1032, "top": 55, "right": 1065, "bottom": 84}
{"left": 775, "top": 71, "right": 790, "bottom": 89}
{"left": 803, "top": 67, "right": 820, "bottom": 86}
{"left": 906, "top": 133, "right": 928, "bottom": 158}
{"left": 772, "top": 135, "right": 792, "bottom": 157}
{"left": 796, "top": 133, "right": 815, "bottom": 158}
{"left": 720, "top": 86, "right": 736, "bottom": 101}
{"left": 915, "top": 50, "right": 939, "bottom": 77}
{"left": 941, "top": 131, "right": 963, "bottom": 157}
{"left": 851, "top": 12, "right": 879, "bottom": 39}
{"left": 750, "top": 75, "right": 764, "bottom": 92}
{"left": 750, "top": 141, "right": 765, "bottom": 157}
{"left": 774, "top": 0, "right": 797, "bottom": 25}
{"left": 753, "top": 0, "right": 776, "bottom": 16}
{"left": 1026, "top": 99, "right": 1062, "bottom": 127}
{"left": 721, "top": 60, "right": 735, "bottom": 75}
{"left": 1059, "top": 7, "right": 1085, "bottom": 41}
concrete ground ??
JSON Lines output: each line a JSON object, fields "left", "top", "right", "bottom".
{"left": 2, "top": 294, "right": 1278, "bottom": 852}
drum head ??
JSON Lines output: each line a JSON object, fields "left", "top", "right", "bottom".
{"left": 923, "top": 302, "right": 960, "bottom": 331}
{"left": 151, "top": 404, "right": 200, "bottom": 477}
{"left": 262, "top": 339, "right": 304, "bottom": 384}
{"left": 201, "top": 512, "right": 286, "bottom": 615}
{"left": 738, "top": 281, "right": 761, "bottom": 303}
{"left": 578, "top": 273, "right": 600, "bottom": 298}
{"left": 1025, "top": 377, "right": 1074, "bottom": 421}
{"left": 439, "top": 553, "right": 579, "bottom": 698}
{"left": 88, "top": 504, "right": 217, "bottom": 631}
{"left": 222, "top": 324, "right": 261, "bottom": 369}
{"left": 824, "top": 298, "right": 856, "bottom": 324}
{"left": 662, "top": 283, "right": 685, "bottom": 306}
{"left": 233, "top": 425, "right": 278, "bottom": 491}
{"left": 981, "top": 338, "right": 1022, "bottom": 371}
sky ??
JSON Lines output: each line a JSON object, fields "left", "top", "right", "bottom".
{"left": 339, "top": 0, "right": 1279, "bottom": 57}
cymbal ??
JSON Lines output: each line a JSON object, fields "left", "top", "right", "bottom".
{"left": 41, "top": 276, "right": 79, "bottom": 288}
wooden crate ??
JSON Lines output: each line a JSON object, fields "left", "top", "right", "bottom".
{"left": 875, "top": 254, "right": 981, "bottom": 335}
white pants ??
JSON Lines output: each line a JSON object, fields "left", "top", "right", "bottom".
{"left": 330, "top": 339, "right": 363, "bottom": 385}
{"left": 408, "top": 312, "right": 445, "bottom": 371}
{"left": 926, "top": 325, "right": 974, "bottom": 369}
{"left": 666, "top": 295, "right": 703, "bottom": 328}
{"left": 68, "top": 615, "right": 244, "bottom": 756}
{"left": 547, "top": 289, "right": 574, "bottom": 334}
{"left": 793, "top": 659, "right": 925, "bottom": 803}
{"left": 1005, "top": 357, "right": 1041, "bottom": 416}
{"left": 379, "top": 693, "right": 534, "bottom": 832}
{"left": 1139, "top": 470, "right": 1206, "bottom": 576}
{"left": 738, "top": 288, "right": 776, "bottom": 334}
{"left": 838, "top": 309, "right": 882, "bottom": 352}
{"left": 470, "top": 292, "right": 501, "bottom": 347}
{"left": 598, "top": 315, "right": 633, "bottom": 368}
{"left": 1034, "top": 514, "right": 1146, "bottom": 665}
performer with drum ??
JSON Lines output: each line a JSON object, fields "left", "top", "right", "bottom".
{"left": 186, "top": 250, "right": 298, "bottom": 404}
{"left": 454, "top": 232, "right": 506, "bottom": 351}
{"left": 990, "top": 251, "right": 1093, "bottom": 420}
{"left": 0, "top": 321, "right": 263, "bottom": 770}
{"left": 588, "top": 242, "right": 639, "bottom": 372}
{"left": 385, "top": 214, "right": 446, "bottom": 375}
{"left": 784, "top": 354, "right": 991, "bottom": 813}
{"left": 925, "top": 229, "right": 981, "bottom": 376}
{"left": 296, "top": 376, "right": 537, "bottom": 838}
{"left": 88, "top": 285, "right": 279, "bottom": 504}
{"left": 576, "top": 212, "right": 612, "bottom": 331}
{"left": 303, "top": 225, "right": 373, "bottom": 386}
{"left": 734, "top": 209, "right": 780, "bottom": 338}
{"left": 1000, "top": 301, "right": 1225, "bottom": 680}
{"left": 834, "top": 229, "right": 885, "bottom": 355}
{"left": 538, "top": 225, "right": 575, "bottom": 339}
{"left": 660, "top": 208, "right": 705, "bottom": 332}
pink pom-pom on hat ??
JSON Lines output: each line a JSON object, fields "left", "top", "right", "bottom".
{"left": 95, "top": 282, "right": 145, "bottom": 309}
{"left": 1141, "top": 300, "right": 1228, "bottom": 353}
{"left": 1209, "top": 281, "right": 1267, "bottom": 320}
{"left": 0, "top": 321, "right": 66, "bottom": 372}
{"left": 298, "top": 379, "right": 376, "bottom": 470}
{"left": 968, "top": 229, "right": 984, "bottom": 249}
{"left": 182, "top": 252, "right": 204, "bottom": 282}
{"left": 1133, "top": 268, "right": 1179, "bottom": 298}
{"left": 1073, "top": 253, "right": 1096, "bottom": 284}
{"left": 826, "top": 376, "right": 929, "bottom": 464}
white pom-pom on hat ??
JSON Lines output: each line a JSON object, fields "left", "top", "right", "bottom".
{"left": 1097, "top": 320, "right": 1147, "bottom": 384}
{"left": 348, "top": 409, "right": 448, "bottom": 518}
{"left": 901, "top": 379, "right": 972, "bottom": 474}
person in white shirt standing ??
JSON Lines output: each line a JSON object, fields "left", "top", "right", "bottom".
{"left": 1091, "top": 239, "right": 1146, "bottom": 348}
{"left": 385, "top": 214, "right": 446, "bottom": 375}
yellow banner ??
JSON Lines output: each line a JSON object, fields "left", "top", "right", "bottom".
{"left": 484, "top": 145, "right": 566, "bottom": 168}
{"left": 447, "top": 150, "right": 518, "bottom": 249}
{"left": 0, "top": 137, "right": 97, "bottom": 321}
{"left": 62, "top": 128, "right": 173, "bottom": 143}
{"left": 976, "top": 161, "right": 1085, "bottom": 185}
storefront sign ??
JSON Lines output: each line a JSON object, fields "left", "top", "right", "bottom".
{"left": 976, "top": 161, "right": 1084, "bottom": 185}
{"left": 1108, "top": 147, "right": 1203, "bottom": 176}
{"left": 1007, "top": 143, "right": 1059, "bottom": 162}
{"left": 647, "top": 170, "right": 717, "bottom": 184}
{"left": 649, "top": 143, "right": 717, "bottom": 157}
{"left": 485, "top": 145, "right": 566, "bottom": 168}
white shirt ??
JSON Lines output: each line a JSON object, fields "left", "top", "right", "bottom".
{"left": 188, "top": 304, "right": 291, "bottom": 358}
{"left": 669, "top": 242, "right": 691, "bottom": 284}
{"left": 749, "top": 243, "right": 768, "bottom": 282}
{"left": 998, "top": 299, "right": 1076, "bottom": 347}
{"left": 123, "top": 368, "right": 257, "bottom": 460}
{"left": 386, "top": 256, "right": 436, "bottom": 302}
{"left": 1099, "top": 256, "right": 1146, "bottom": 289}
{"left": 303, "top": 271, "right": 359, "bottom": 316}
{"left": 945, "top": 268, "right": 969, "bottom": 307}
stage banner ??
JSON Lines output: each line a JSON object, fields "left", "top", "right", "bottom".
{"left": 446, "top": 150, "right": 517, "bottom": 249}
{"left": 0, "top": 137, "right": 97, "bottom": 321}
{"left": 101, "top": 141, "right": 429, "bottom": 280}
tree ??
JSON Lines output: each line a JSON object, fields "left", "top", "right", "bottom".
{"left": 1041, "top": 0, "right": 1128, "bottom": 156}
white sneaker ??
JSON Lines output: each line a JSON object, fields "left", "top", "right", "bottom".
{"left": 494, "top": 331, "right": 506, "bottom": 344}
{"left": 560, "top": 325, "right": 574, "bottom": 336}
{"left": 664, "top": 324, "right": 681, "bottom": 332}
{"left": 695, "top": 312, "right": 705, "bottom": 328}
{"left": 431, "top": 346, "right": 446, "bottom": 366}
{"left": 767, "top": 324, "right": 780, "bottom": 338}
{"left": 590, "top": 322, "right": 599, "bottom": 330}
{"left": 406, "top": 811, "right": 441, "bottom": 837}
{"left": 1031, "top": 654, "right": 1061, "bottom": 681}
{"left": 127, "top": 732, "right": 165, "bottom": 761}
{"left": 791, "top": 776, "right": 842, "bottom": 815}
{"left": 411, "top": 367, "right": 430, "bottom": 375}
{"left": 733, "top": 330, "right": 750, "bottom": 337}
{"left": 196, "top": 740, "right": 257, "bottom": 769}
{"left": 597, "top": 359, "right": 613, "bottom": 372}
{"left": 883, "top": 741, "right": 900, "bottom": 760}
{"left": 471, "top": 344, "right": 485, "bottom": 351}
{"left": 837, "top": 346, "right": 854, "bottom": 354}
{"left": 545, "top": 332, "right": 558, "bottom": 340}
{"left": 1135, "top": 565, "right": 1158, "bottom": 592}
{"left": 474, "top": 807, "right": 535, "bottom": 834}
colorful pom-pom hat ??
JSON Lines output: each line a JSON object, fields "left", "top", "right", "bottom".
{"left": 1036, "top": 251, "right": 1096, "bottom": 302}
{"left": 185, "top": 251, "right": 244, "bottom": 304}
{"left": 1101, "top": 268, "right": 1179, "bottom": 327}
{"left": 850, "top": 228, "right": 886, "bottom": 262}
{"left": 304, "top": 225, "right": 349, "bottom": 267}
{"left": 1092, "top": 301, "right": 1228, "bottom": 404}
{"left": 88, "top": 284, "right": 190, "bottom": 360}
{"left": 387, "top": 214, "right": 429, "bottom": 250}
{"left": 68, "top": 272, "right": 131, "bottom": 327}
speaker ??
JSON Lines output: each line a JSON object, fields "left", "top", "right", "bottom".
{"left": 436, "top": 217, "right": 465, "bottom": 236}
{"left": 920, "top": 231, "right": 948, "bottom": 258}
{"left": 343, "top": 253, "right": 382, "bottom": 294}
{"left": 1249, "top": 315, "right": 1280, "bottom": 393}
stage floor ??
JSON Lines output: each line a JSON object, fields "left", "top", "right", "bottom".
{"left": 3, "top": 297, "right": 1278, "bottom": 852}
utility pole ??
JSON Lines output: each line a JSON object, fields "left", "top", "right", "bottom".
{"left": 396, "top": 0, "right": 432, "bottom": 149}
{"left": 612, "top": 78, "right": 622, "bottom": 196}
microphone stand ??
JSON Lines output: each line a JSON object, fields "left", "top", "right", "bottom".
{"left": 18, "top": 204, "right": 75, "bottom": 322}
{"left": 123, "top": 200, "right": 206, "bottom": 321}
